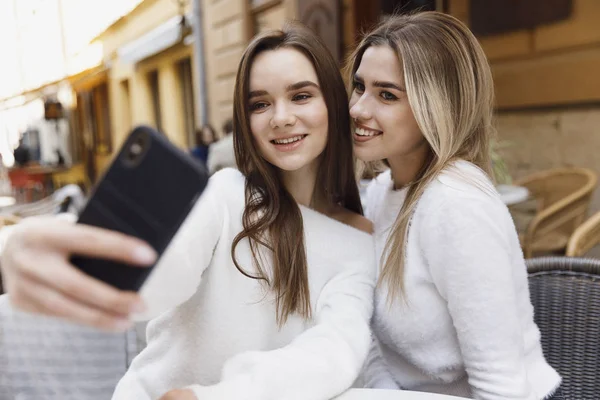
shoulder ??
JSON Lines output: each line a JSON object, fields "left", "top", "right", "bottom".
{"left": 415, "top": 161, "right": 513, "bottom": 242}
{"left": 420, "top": 160, "right": 500, "bottom": 211}
{"left": 208, "top": 167, "right": 244, "bottom": 186}
{"left": 210, "top": 137, "right": 231, "bottom": 151}
{"left": 204, "top": 168, "right": 245, "bottom": 203}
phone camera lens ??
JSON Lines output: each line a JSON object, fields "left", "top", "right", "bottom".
{"left": 123, "top": 132, "right": 149, "bottom": 166}
{"left": 131, "top": 143, "right": 143, "bottom": 156}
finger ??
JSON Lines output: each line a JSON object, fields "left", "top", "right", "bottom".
{"left": 12, "top": 275, "right": 134, "bottom": 332}
{"left": 17, "top": 253, "right": 146, "bottom": 316}
{"left": 158, "top": 389, "right": 196, "bottom": 400}
{"left": 36, "top": 222, "right": 157, "bottom": 267}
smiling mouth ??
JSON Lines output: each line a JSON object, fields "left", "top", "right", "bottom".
{"left": 270, "top": 134, "right": 307, "bottom": 145}
{"left": 355, "top": 127, "right": 382, "bottom": 137}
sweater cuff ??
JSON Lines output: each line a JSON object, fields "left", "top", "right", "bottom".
{"left": 367, "top": 375, "right": 400, "bottom": 390}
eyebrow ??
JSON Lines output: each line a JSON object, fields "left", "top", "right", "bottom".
{"left": 248, "top": 80, "right": 320, "bottom": 99}
{"left": 353, "top": 74, "right": 405, "bottom": 92}
{"left": 249, "top": 90, "right": 267, "bottom": 99}
{"left": 287, "top": 80, "right": 319, "bottom": 92}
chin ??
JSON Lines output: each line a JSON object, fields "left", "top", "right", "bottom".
{"left": 271, "top": 161, "right": 310, "bottom": 172}
{"left": 354, "top": 147, "right": 384, "bottom": 163}
{"left": 265, "top": 150, "right": 323, "bottom": 172}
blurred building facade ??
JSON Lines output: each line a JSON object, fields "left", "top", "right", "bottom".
{"left": 0, "top": 0, "right": 599, "bottom": 207}
{"left": 471, "top": 0, "right": 600, "bottom": 210}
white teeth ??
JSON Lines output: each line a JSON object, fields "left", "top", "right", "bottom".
{"left": 355, "top": 127, "right": 380, "bottom": 137}
{"left": 273, "top": 135, "right": 304, "bottom": 144}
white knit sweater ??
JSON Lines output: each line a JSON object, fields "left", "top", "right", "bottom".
{"left": 112, "top": 168, "right": 376, "bottom": 400}
{"left": 362, "top": 161, "right": 561, "bottom": 400}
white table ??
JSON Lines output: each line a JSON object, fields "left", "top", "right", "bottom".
{"left": 336, "top": 389, "right": 468, "bottom": 400}
{"left": 0, "top": 196, "right": 16, "bottom": 208}
{"left": 496, "top": 184, "right": 530, "bottom": 206}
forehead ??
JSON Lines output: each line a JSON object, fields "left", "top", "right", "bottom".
{"left": 249, "top": 47, "right": 318, "bottom": 89}
{"left": 355, "top": 45, "right": 404, "bottom": 83}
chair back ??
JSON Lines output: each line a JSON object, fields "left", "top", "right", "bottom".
{"left": 566, "top": 210, "right": 600, "bottom": 257}
{"left": 527, "top": 257, "right": 600, "bottom": 399}
{"left": 517, "top": 168, "right": 596, "bottom": 211}
{"left": 0, "top": 294, "right": 138, "bottom": 399}
{"left": 516, "top": 168, "right": 597, "bottom": 257}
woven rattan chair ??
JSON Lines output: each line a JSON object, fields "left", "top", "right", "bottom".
{"left": 515, "top": 168, "right": 597, "bottom": 258}
{"left": 527, "top": 256, "right": 600, "bottom": 399}
{"left": 566, "top": 210, "right": 600, "bottom": 257}
{"left": 0, "top": 294, "right": 139, "bottom": 399}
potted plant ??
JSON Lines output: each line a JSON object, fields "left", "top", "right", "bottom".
{"left": 490, "top": 139, "right": 513, "bottom": 185}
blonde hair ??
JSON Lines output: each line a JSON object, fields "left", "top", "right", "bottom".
{"left": 346, "top": 12, "right": 496, "bottom": 300}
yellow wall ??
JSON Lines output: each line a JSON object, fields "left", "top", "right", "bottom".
{"left": 201, "top": 0, "right": 250, "bottom": 136}
{"left": 135, "top": 44, "right": 192, "bottom": 148}
{"left": 92, "top": 0, "right": 313, "bottom": 164}
{"left": 93, "top": 0, "right": 195, "bottom": 168}
{"left": 101, "top": 0, "right": 188, "bottom": 57}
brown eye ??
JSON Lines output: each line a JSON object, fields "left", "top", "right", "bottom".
{"left": 292, "top": 94, "right": 311, "bottom": 102}
{"left": 250, "top": 102, "right": 268, "bottom": 111}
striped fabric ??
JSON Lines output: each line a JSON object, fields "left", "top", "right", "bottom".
{"left": 0, "top": 295, "right": 138, "bottom": 400}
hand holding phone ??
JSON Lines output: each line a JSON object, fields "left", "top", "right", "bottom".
{"left": 71, "top": 125, "right": 209, "bottom": 291}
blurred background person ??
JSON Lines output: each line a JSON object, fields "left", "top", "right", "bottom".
{"left": 12, "top": 137, "right": 31, "bottom": 167}
{"left": 190, "top": 124, "right": 217, "bottom": 166}
{"left": 207, "top": 118, "right": 236, "bottom": 174}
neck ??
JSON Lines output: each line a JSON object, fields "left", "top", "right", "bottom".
{"left": 280, "top": 160, "right": 326, "bottom": 210}
{"left": 387, "top": 144, "right": 430, "bottom": 190}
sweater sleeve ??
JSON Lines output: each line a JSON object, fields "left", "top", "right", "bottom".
{"left": 187, "top": 264, "right": 375, "bottom": 400}
{"left": 111, "top": 177, "right": 225, "bottom": 400}
{"left": 420, "top": 194, "right": 535, "bottom": 400}
{"left": 132, "top": 175, "right": 224, "bottom": 321}
{"left": 361, "top": 337, "right": 400, "bottom": 390}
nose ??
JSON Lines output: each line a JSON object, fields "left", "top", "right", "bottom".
{"left": 349, "top": 94, "right": 372, "bottom": 121}
{"left": 270, "top": 102, "right": 296, "bottom": 129}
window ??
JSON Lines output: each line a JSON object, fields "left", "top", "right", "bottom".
{"left": 148, "top": 70, "right": 162, "bottom": 132}
{"left": 120, "top": 79, "right": 132, "bottom": 132}
{"left": 470, "top": 0, "right": 572, "bottom": 37}
{"left": 90, "top": 83, "right": 112, "bottom": 155}
{"left": 381, "top": 0, "right": 437, "bottom": 15}
{"left": 178, "top": 58, "right": 196, "bottom": 147}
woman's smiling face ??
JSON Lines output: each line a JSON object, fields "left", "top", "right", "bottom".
{"left": 349, "top": 45, "right": 424, "bottom": 163}
{"left": 248, "top": 47, "right": 329, "bottom": 173}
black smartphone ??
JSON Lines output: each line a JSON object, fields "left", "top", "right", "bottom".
{"left": 71, "top": 125, "right": 209, "bottom": 291}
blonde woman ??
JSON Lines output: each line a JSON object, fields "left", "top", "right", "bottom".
{"left": 347, "top": 12, "right": 563, "bottom": 400}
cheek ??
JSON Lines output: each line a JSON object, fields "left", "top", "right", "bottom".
{"left": 384, "top": 105, "right": 421, "bottom": 142}
{"left": 307, "top": 100, "right": 328, "bottom": 133}
{"left": 250, "top": 114, "right": 268, "bottom": 141}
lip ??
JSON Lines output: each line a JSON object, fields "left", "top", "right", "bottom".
{"left": 354, "top": 132, "right": 381, "bottom": 143}
{"left": 270, "top": 134, "right": 308, "bottom": 152}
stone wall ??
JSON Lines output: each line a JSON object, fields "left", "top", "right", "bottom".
{"left": 496, "top": 106, "right": 600, "bottom": 213}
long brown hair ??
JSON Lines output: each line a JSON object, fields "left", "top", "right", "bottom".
{"left": 346, "top": 12, "right": 495, "bottom": 301}
{"left": 232, "top": 22, "right": 362, "bottom": 325}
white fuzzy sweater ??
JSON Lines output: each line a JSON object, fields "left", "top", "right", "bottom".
{"left": 362, "top": 161, "right": 561, "bottom": 400}
{"left": 112, "top": 169, "right": 376, "bottom": 400}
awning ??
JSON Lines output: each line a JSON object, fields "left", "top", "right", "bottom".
{"left": 117, "top": 14, "right": 194, "bottom": 64}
